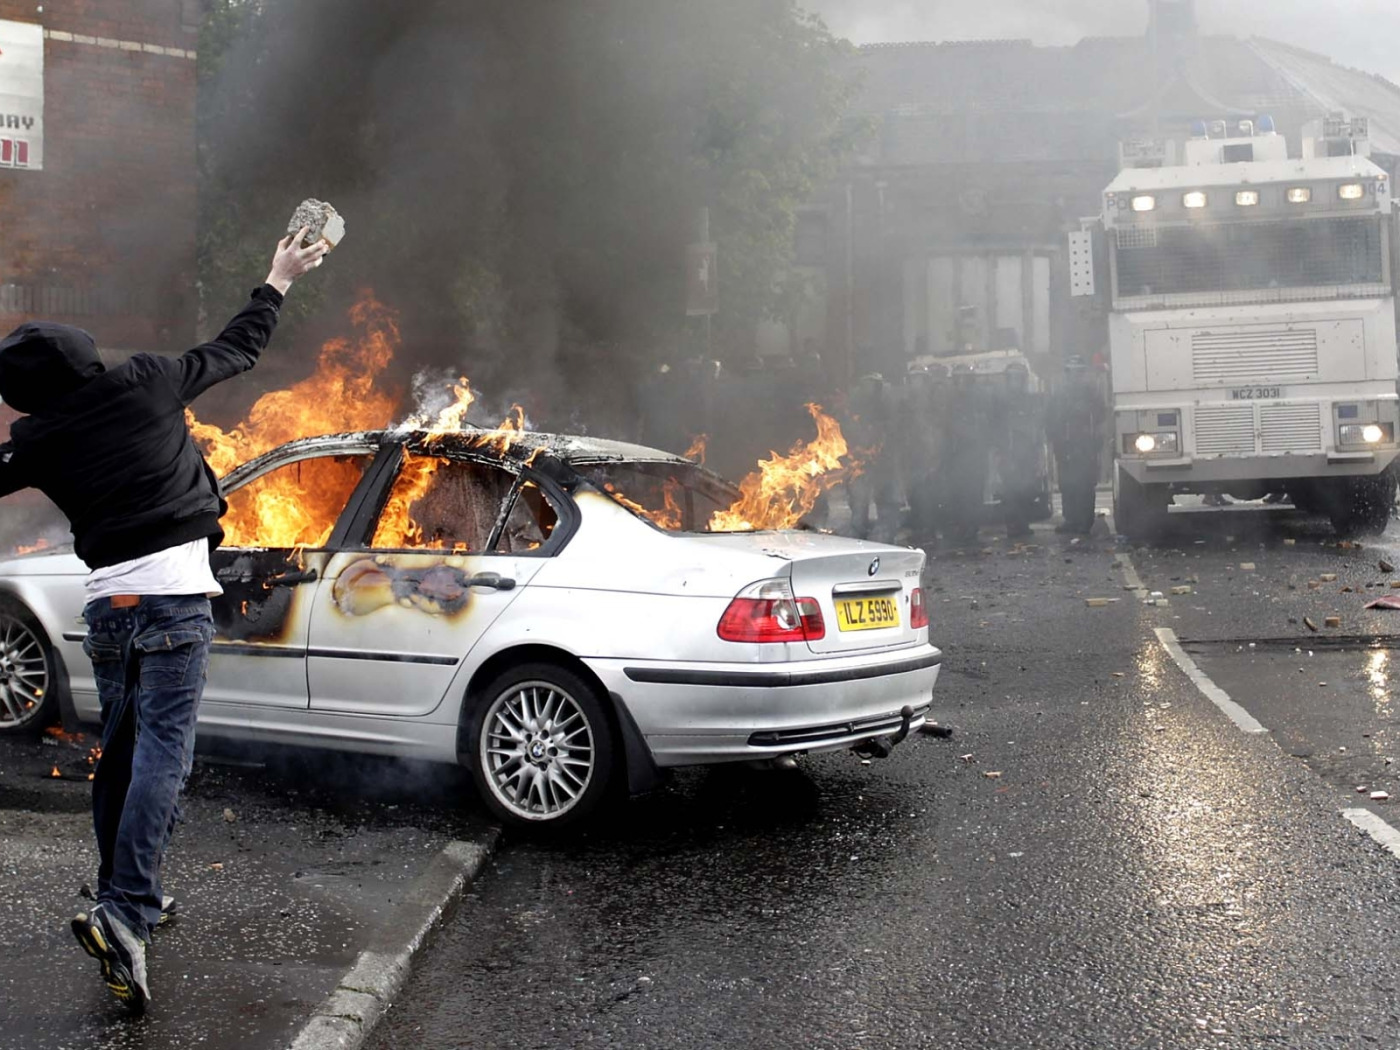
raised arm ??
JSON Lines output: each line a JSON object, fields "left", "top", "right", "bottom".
{"left": 168, "top": 230, "right": 329, "bottom": 405}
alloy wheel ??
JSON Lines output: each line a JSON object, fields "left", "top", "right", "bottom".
{"left": 0, "top": 614, "right": 50, "bottom": 729}
{"left": 480, "top": 680, "right": 596, "bottom": 821}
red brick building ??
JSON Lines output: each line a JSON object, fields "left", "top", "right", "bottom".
{"left": 0, "top": 0, "right": 200, "bottom": 367}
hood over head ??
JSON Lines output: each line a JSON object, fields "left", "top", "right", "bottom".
{"left": 0, "top": 322, "right": 105, "bottom": 414}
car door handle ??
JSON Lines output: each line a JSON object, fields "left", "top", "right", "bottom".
{"left": 268, "top": 569, "right": 320, "bottom": 587}
{"left": 468, "top": 572, "right": 516, "bottom": 591}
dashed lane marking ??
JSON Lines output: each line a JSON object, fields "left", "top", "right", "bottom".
{"left": 1154, "top": 627, "right": 1270, "bottom": 735}
{"left": 1342, "top": 808, "right": 1400, "bottom": 860}
{"left": 1115, "top": 552, "right": 1149, "bottom": 599}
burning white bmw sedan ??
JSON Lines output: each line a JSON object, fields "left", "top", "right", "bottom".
{"left": 0, "top": 429, "right": 942, "bottom": 829}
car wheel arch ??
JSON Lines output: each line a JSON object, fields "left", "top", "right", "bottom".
{"left": 455, "top": 643, "right": 662, "bottom": 797}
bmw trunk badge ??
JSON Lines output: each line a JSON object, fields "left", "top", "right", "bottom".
{"left": 869, "top": 557, "right": 881, "bottom": 577}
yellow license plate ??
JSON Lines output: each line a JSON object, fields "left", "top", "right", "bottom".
{"left": 835, "top": 596, "right": 901, "bottom": 632}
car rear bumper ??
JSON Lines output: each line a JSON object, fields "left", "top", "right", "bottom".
{"left": 587, "top": 645, "right": 943, "bottom": 766}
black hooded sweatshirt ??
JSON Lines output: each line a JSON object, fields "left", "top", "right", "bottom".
{"left": 0, "top": 286, "right": 283, "bottom": 569}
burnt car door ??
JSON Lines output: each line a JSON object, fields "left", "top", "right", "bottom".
{"left": 204, "top": 446, "right": 380, "bottom": 713}
{"left": 306, "top": 449, "right": 565, "bottom": 718}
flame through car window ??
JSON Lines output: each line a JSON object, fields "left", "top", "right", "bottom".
{"left": 578, "top": 462, "right": 744, "bottom": 534}
{"left": 372, "top": 454, "right": 516, "bottom": 551}
{"left": 223, "top": 454, "right": 370, "bottom": 549}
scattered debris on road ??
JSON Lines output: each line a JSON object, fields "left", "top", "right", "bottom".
{"left": 1380, "top": 559, "right": 1396, "bottom": 574}
{"left": 1371, "top": 791, "right": 1391, "bottom": 803}
{"left": 1320, "top": 573, "right": 1338, "bottom": 583}
{"left": 982, "top": 771, "right": 1003, "bottom": 779}
{"left": 1365, "top": 595, "right": 1400, "bottom": 611}
{"left": 1324, "top": 616, "right": 1342, "bottom": 629}
{"left": 920, "top": 722, "right": 955, "bottom": 739}
{"left": 1304, "top": 617, "right": 1320, "bottom": 632}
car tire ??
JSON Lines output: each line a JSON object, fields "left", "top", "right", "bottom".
{"left": 0, "top": 596, "right": 61, "bottom": 736}
{"left": 466, "top": 662, "right": 616, "bottom": 831}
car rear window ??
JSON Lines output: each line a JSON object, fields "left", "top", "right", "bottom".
{"left": 576, "top": 462, "right": 747, "bottom": 534}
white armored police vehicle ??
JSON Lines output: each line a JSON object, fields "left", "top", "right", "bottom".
{"left": 1074, "top": 115, "right": 1400, "bottom": 539}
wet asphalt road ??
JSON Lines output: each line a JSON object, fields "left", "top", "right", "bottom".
{"left": 370, "top": 507, "right": 1400, "bottom": 1050}
{"left": 0, "top": 736, "right": 491, "bottom": 1050}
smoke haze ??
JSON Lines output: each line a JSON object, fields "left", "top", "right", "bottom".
{"left": 806, "top": 1, "right": 1400, "bottom": 85}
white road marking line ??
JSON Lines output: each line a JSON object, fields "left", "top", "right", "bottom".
{"left": 1133, "top": 549, "right": 1400, "bottom": 866}
{"left": 1342, "top": 808, "right": 1400, "bottom": 859}
{"left": 1154, "top": 627, "right": 1269, "bottom": 735}
{"left": 1115, "top": 552, "right": 1149, "bottom": 599}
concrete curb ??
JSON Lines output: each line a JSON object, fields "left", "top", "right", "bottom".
{"left": 288, "top": 831, "right": 500, "bottom": 1050}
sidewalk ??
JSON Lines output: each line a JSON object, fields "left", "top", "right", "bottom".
{"left": 0, "top": 729, "right": 496, "bottom": 1050}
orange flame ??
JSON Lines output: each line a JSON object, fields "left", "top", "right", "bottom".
{"left": 684, "top": 435, "right": 708, "bottom": 465}
{"left": 404, "top": 376, "right": 478, "bottom": 441}
{"left": 50, "top": 765, "right": 61, "bottom": 778}
{"left": 13, "top": 538, "right": 50, "bottom": 556}
{"left": 189, "top": 293, "right": 402, "bottom": 548}
{"left": 709, "top": 404, "right": 852, "bottom": 532}
{"left": 372, "top": 402, "right": 530, "bottom": 549}
{"left": 44, "top": 725, "right": 86, "bottom": 745}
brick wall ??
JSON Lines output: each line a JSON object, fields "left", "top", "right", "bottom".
{"left": 0, "top": 0, "right": 198, "bottom": 358}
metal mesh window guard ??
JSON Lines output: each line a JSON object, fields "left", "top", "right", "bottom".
{"left": 1116, "top": 217, "right": 1384, "bottom": 297}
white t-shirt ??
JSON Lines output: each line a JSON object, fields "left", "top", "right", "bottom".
{"left": 85, "top": 538, "right": 223, "bottom": 603}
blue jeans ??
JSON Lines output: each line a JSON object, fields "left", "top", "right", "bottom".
{"left": 82, "top": 595, "right": 214, "bottom": 941}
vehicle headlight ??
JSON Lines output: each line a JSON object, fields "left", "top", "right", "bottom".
{"left": 1125, "top": 432, "right": 1179, "bottom": 455}
{"left": 1182, "top": 191, "right": 1208, "bottom": 209}
{"left": 1131, "top": 195, "right": 1157, "bottom": 213}
{"left": 1287, "top": 187, "right": 1312, "bottom": 204}
{"left": 1339, "top": 183, "right": 1365, "bottom": 201}
{"left": 1235, "top": 190, "right": 1260, "bottom": 207}
{"left": 1339, "top": 423, "right": 1393, "bottom": 446}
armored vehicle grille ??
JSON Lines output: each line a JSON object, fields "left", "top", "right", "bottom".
{"left": 1194, "top": 405, "right": 1255, "bottom": 456}
{"left": 1192, "top": 328, "right": 1319, "bottom": 385}
{"left": 1260, "top": 404, "right": 1323, "bottom": 453}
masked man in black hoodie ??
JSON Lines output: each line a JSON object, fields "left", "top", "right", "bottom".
{"left": 0, "top": 230, "right": 328, "bottom": 1012}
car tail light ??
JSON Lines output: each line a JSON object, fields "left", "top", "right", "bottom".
{"left": 910, "top": 587, "right": 929, "bottom": 630}
{"left": 718, "top": 579, "right": 826, "bottom": 643}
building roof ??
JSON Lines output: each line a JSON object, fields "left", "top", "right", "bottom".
{"left": 852, "top": 33, "right": 1400, "bottom": 166}
{"left": 1247, "top": 38, "right": 1400, "bottom": 157}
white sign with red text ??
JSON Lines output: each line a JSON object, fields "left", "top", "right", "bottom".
{"left": 0, "top": 20, "right": 42, "bottom": 170}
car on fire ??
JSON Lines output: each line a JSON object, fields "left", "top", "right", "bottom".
{"left": 0, "top": 429, "right": 943, "bottom": 829}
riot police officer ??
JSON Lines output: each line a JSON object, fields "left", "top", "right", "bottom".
{"left": 901, "top": 363, "right": 948, "bottom": 541}
{"left": 845, "top": 373, "right": 901, "bottom": 541}
{"left": 1046, "top": 356, "right": 1107, "bottom": 536}
{"left": 940, "top": 364, "right": 990, "bottom": 546}
{"left": 996, "top": 361, "right": 1045, "bottom": 540}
